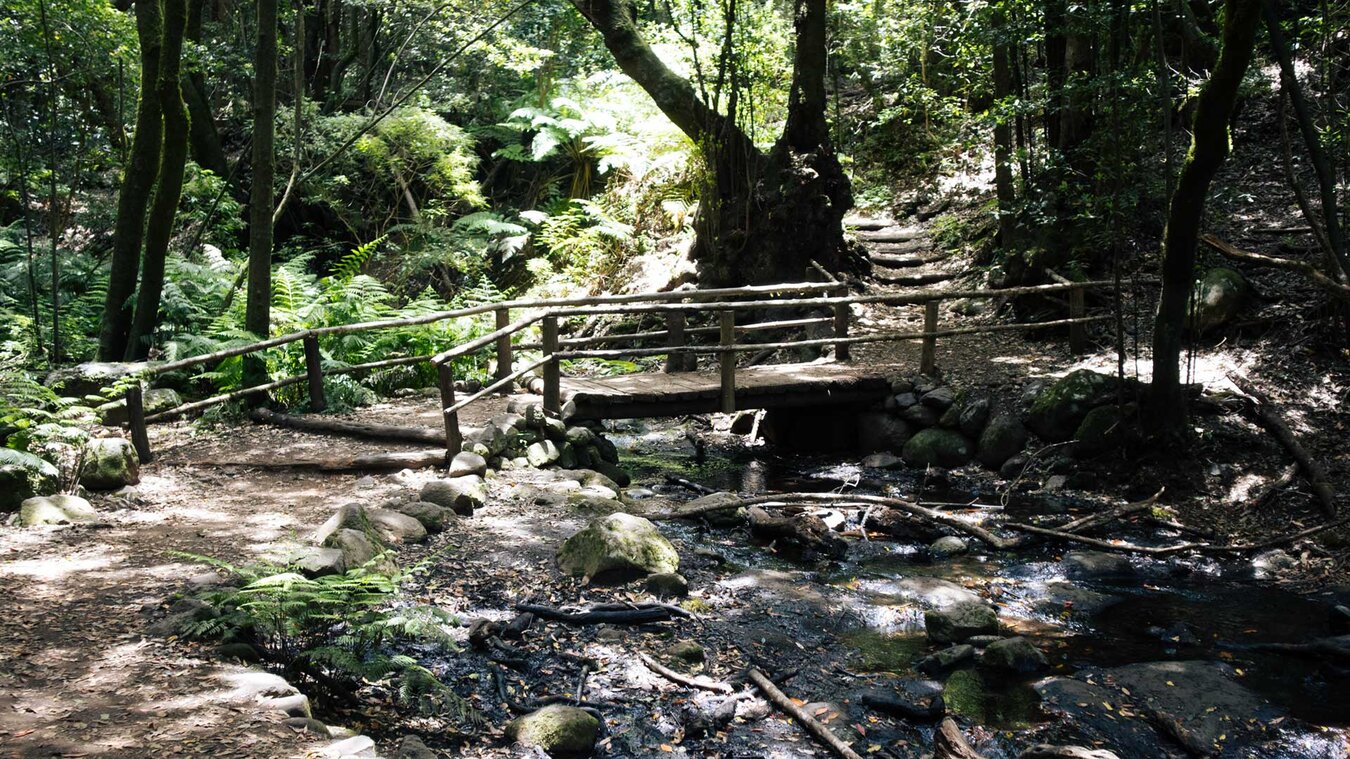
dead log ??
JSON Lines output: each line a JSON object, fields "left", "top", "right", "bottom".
{"left": 1227, "top": 373, "right": 1337, "bottom": 516}
{"left": 1058, "top": 490, "right": 1163, "bottom": 533}
{"left": 934, "top": 717, "right": 986, "bottom": 759}
{"left": 747, "top": 668, "right": 864, "bottom": 759}
{"left": 638, "top": 652, "right": 733, "bottom": 693}
{"left": 251, "top": 407, "right": 447, "bottom": 444}
{"left": 1203, "top": 235, "right": 1350, "bottom": 299}
{"left": 515, "top": 602, "right": 683, "bottom": 626}
{"left": 202, "top": 449, "right": 448, "bottom": 471}
{"left": 863, "top": 506, "right": 945, "bottom": 543}
{"left": 748, "top": 506, "right": 847, "bottom": 561}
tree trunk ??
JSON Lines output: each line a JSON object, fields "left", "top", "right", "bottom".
{"left": 127, "top": 0, "right": 191, "bottom": 359}
{"left": 1150, "top": 0, "right": 1261, "bottom": 431}
{"left": 98, "top": 0, "right": 163, "bottom": 360}
{"left": 182, "top": 0, "right": 228, "bottom": 179}
{"left": 568, "top": 0, "right": 850, "bottom": 286}
{"left": 245, "top": 0, "right": 278, "bottom": 386}
{"left": 1043, "top": 0, "right": 1066, "bottom": 151}
{"left": 992, "top": 4, "right": 1017, "bottom": 248}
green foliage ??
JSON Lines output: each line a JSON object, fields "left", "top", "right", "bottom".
{"left": 0, "top": 339, "right": 93, "bottom": 490}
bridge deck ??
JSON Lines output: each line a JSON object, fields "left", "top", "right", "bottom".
{"left": 561, "top": 362, "right": 894, "bottom": 420}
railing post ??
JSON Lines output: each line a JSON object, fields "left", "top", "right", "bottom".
{"left": 126, "top": 382, "right": 153, "bottom": 464}
{"left": 437, "top": 362, "right": 462, "bottom": 457}
{"left": 1068, "top": 287, "right": 1087, "bottom": 355}
{"left": 833, "top": 285, "right": 851, "bottom": 362}
{"left": 542, "top": 314, "right": 561, "bottom": 414}
{"left": 665, "top": 311, "right": 689, "bottom": 373}
{"left": 719, "top": 310, "right": 736, "bottom": 413}
{"left": 495, "top": 306, "right": 513, "bottom": 384}
{"left": 303, "top": 334, "right": 325, "bottom": 412}
{"left": 920, "top": 300, "right": 940, "bottom": 375}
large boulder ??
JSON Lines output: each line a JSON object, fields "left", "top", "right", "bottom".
{"left": 857, "top": 412, "right": 911, "bottom": 453}
{"left": 924, "top": 601, "right": 999, "bottom": 644}
{"left": 556, "top": 513, "right": 679, "bottom": 581}
{"left": 979, "top": 636, "right": 1049, "bottom": 674}
{"left": 1026, "top": 370, "right": 1112, "bottom": 442}
{"left": 1073, "top": 405, "right": 1135, "bottom": 458}
{"left": 1063, "top": 551, "right": 1135, "bottom": 583}
{"left": 98, "top": 387, "right": 181, "bottom": 426}
{"left": 505, "top": 704, "right": 599, "bottom": 756}
{"left": 80, "top": 437, "right": 140, "bottom": 490}
{"left": 978, "top": 412, "right": 1028, "bottom": 468}
{"left": 1189, "top": 267, "right": 1246, "bottom": 333}
{"left": 420, "top": 475, "right": 485, "bottom": 515}
{"left": 18, "top": 495, "right": 98, "bottom": 526}
{"left": 387, "top": 501, "right": 456, "bottom": 532}
{"left": 448, "top": 451, "right": 487, "bottom": 478}
{"left": 44, "top": 361, "right": 152, "bottom": 398}
{"left": 902, "top": 428, "right": 973, "bottom": 468}
{"left": 526, "top": 440, "right": 561, "bottom": 468}
{"left": 0, "top": 464, "right": 56, "bottom": 512}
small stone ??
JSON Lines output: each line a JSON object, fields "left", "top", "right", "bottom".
{"left": 958, "top": 398, "right": 991, "bottom": 437}
{"left": 902, "top": 429, "right": 973, "bottom": 468}
{"left": 921, "top": 387, "right": 956, "bottom": 410}
{"left": 999, "top": 453, "right": 1030, "bottom": 479}
{"left": 420, "top": 475, "right": 485, "bottom": 515}
{"left": 626, "top": 487, "right": 656, "bottom": 500}
{"left": 283, "top": 717, "right": 331, "bottom": 737}
{"left": 900, "top": 404, "right": 940, "bottom": 427}
{"left": 1251, "top": 549, "right": 1296, "bottom": 579}
{"left": 527, "top": 440, "right": 562, "bottom": 468}
{"left": 395, "top": 735, "right": 437, "bottom": 759}
{"left": 354, "top": 475, "right": 378, "bottom": 490}
{"left": 930, "top": 536, "right": 969, "bottom": 558}
{"left": 978, "top": 412, "right": 1028, "bottom": 469}
{"left": 894, "top": 392, "right": 919, "bottom": 408}
{"left": 565, "top": 426, "right": 596, "bottom": 446}
{"left": 318, "top": 735, "right": 378, "bottom": 758}
{"left": 448, "top": 451, "right": 487, "bottom": 477}
{"left": 890, "top": 378, "right": 914, "bottom": 394}
{"left": 388, "top": 501, "right": 456, "bottom": 532}
{"left": 915, "top": 644, "right": 975, "bottom": 675}
{"left": 666, "top": 640, "right": 705, "bottom": 664}
{"left": 862, "top": 452, "right": 903, "bottom": 469}
{"left": 647, "top": 572, "right": 690, "bottom": 598}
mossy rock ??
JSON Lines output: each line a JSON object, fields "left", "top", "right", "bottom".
{"left": 977, "top": 412, "right": 1028, "bottom": 468}
{"left": 19, "top": 495, "right": 98, "bottom": 526}
{"left": 505, "top": 704, "right": 599, "bottom": 756}
{"left": 1189, "top": 267, "right": 1246, "bottom": 332}
{"left": 901, "top": 428, "right": 973, "bottom": 468}
{"left": 1073, "top": 404, "right": 1137, "bottom": 457}
{"left": 1026, "top": 370, "right": 1113, "bottom": 442}
{"left": 80, "top": 437, "right": 140, "bottom": 490}
{"left": 1, "top": 464, "right": 57, "bottom": 513}
{"left": 556, "top": 512, "right": 679, "bottom": 581}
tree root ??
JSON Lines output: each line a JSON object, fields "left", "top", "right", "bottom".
{"left": 638, "top": 652, "right": 733, "bottom": 693}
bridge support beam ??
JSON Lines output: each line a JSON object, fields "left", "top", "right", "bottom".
{"left": 833, "top": 284, "right": 851, "bottom": 362}
{"left": 542, "top": 315, "right": 561, "bottom": 414}
{"left": 920, "top": 301, "right": 939, "bottom": 375}
{"left": 438, "top": 362, "right": 462, "bottom": 457}
{"left": 495, "top": 306, "right": 514, "bottom": 383}
{"left": 719, "top": 311, "right": 736, "bottom": 413}
{"left": 303, "top": 334, "right": 326, "bottom": 412}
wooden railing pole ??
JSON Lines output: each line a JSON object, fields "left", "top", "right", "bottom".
{"left": 303, "top": 334, "right": 325, "bottom": 412}
{"left": 833, "top": 285, "right": 851, "bottom": 362}
{"left": 126, "top": 383, "right": 153, "bottom": 464}
{"left": 1068, "top": 287, "right": 1087, "bottom": 355}
{"left": 719, "top": 310, "right": 736, "bottom": 413}
{"left": 437, "top": 362, "right": 462, "bottom": 457}
{"left": 542, "top": 314, "right": 561, "bottom": 414}
{"left": 920, "top": 300, "right": 940, "bottom": 375}
{"left": 494, "top": 306, "right": 513, "bottom": 383}
{"left": 665, "top": 312, "right": 688, "bottom": 373}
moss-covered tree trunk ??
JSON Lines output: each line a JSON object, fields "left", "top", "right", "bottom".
{"left": 126, "top": 0, "right": 191, "bottom": 359}
{"left": 245, "top": 0, "right": 278, "bottom": 387}
{"left": 98, "top": 0, "right": 163, "bottom": 361}
{"left": 182, "top": 0, "right": 228, "bottom": 180}
{"left": 569, "top": 0, "right": 850, "bottom": 286}
{"left": 1150, "top": 0, "right": 1261, "bottom": 431}
{"left": 991, "top": 3, "right": 1017, "bottom": 248}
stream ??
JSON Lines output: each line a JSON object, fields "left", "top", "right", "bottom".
{"left": 600, "top": 419, "right": 1350, "bottom": 757}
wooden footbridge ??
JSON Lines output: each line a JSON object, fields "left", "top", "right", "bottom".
{"left": 120, "top": 274, "right": 1112, "bottom": 462}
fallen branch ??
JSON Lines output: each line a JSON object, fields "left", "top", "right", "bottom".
{"left": 1227, "top": 373, "right": 1337, "bottom": 516}
{"left": 1202, "top": 234, "right": 1350, "bottom": 299}
{"left": 251, "top": 407, "right": 445, "bottom": 444}
{"left": 638, "top": 652, "right": 733, "bottom": 693}
{"left": 1246, "top": 463, "right": 1299, "bottom": 510}
{"left": 934, "top": 716, "right": 986, "bottom": 759}
{"left": 200, "top": 449, "right": 447, "bottom": 471}
{"left": 515, "top": 602, "right": 685, "bottom": 626}
{"left": 1058, "top": 490, "right": 1162, "bottom": 533}
{"left": 665, "top": 474, "right": 716, "bottom": 495}
{"left": 747, "top": 668, "right": 863, "bottom": 759}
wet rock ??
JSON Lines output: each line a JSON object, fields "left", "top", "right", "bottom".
{"left": 1062, "top": 551, "right": 1135, "bottom": 582}
{"left": 1146, "top": 622, "right": 1200, "bottom": 647}
{"left": 449, "top": 451, "right": 488, "bottom": 477}
{"left": 1107, "top": 660, "right": 1284, "bottom": 755}
{"left": 1035, "top": 676, "right": 1178, "bottom": 758}
{"left": 902, "top": 428, "right": 973, "bottom": 468}
{"left": 388, "top": 501, "right": 456, "bottom": 532}
{"left": 925, "top": 601, "right": 999, "bottom": 644}
{"left": 1189, "top": 267, "right": 1246, "bottom": 332}
{"left": 1026, "top": 370, "right": 1112, "bottom": 442}
{"left": 1251, "top": 548, "right": 1296, "bottom": 579}
{"left": 626, "top": 487, "right": 656, "bottom": 500}
{"left": 921, "top": 386, "right": 956, "bottom": 410}
{"left": 979, "top": 413, "right": 1028, "bottom": 468}
{"left": 1018, "top": 746, "right": 1121, "bottom": 759}
{"left": 683, "top": 491, "right": 744, "bottom": 527}
{"left": 556, "top": 513, "right": 679, "bottom": 581}
{"left": 916, "top": 644, "right": 976, "bottom": 675}
{"left": 958, "top": 398, "right": 991, "bottom": 437}
{"left": 863, "top": 678, "right": 945, "bottom": 720}
{"left": 930, "top": 536, "right": 969, "bottom": 558}
{"left": 869, "top": 576, "right": 982, "bottom": 609}
{"left": 900, "top": 404, "right": 940, "bottom": 427}
{"left": 858, "top": 412, "right": 912, "bottom": 452}
{"left": 862, "top": 452, "right": 904, "bottom": 469}
{"left": 18, "top": 495, "right": 98, "bottom": 526}
{"left": 1033, "top": 582, "right": 1122, "bottom": 617}
{"left": 505, "top": 704, "right": 600, "bottom": 756}
{"left": 979, "top": 636, "right": 1049, "bottom": 674}
{"left": 98, "top": 387, "right": 181, "bottom": 426}
{"left": 81, "top": 437, "right": 140, "bottom": 490}
{"left": 420, "top": 475, "right": 485, "bottom": 515}
{"left": 646, "top": 572, "right": 689, "bottom": 598}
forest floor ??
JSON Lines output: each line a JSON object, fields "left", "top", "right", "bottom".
{"left": 3, "top": 179, "right": 1348, "bottom": 758}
